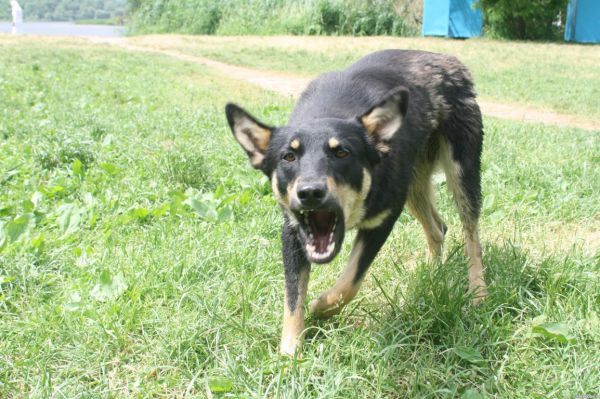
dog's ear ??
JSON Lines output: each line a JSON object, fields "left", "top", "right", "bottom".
{"left": 360, "top": 87, "right": 409, "bottom": 153}
{"left": 226, "top": 103, "right": 274, "bottom": 169}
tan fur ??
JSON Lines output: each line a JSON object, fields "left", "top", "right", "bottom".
{"left": 361, "top": 105, "right": 402, "bottom": 141}
{"left": 360, "top": 95, "right": 403, "bottom": 153}
{"left": 358, "top": 209, "right": 392, "bottom": 230}
{"left": 328, "top": 137, "right": 340, "bottom": 149}
{"left": 271, "top": 173, "right": 289, "bottom": 207}
{"left": 280, "top": 267, "right": 310, "bottom": 355}
{"left": 252, "top": 127, "right": 272, "bottom": 153}
{"left": 438, "top": 140, "right": 488, "bottom": 303}
{"left": 310, "top": 238, "right": 364, "bottom": 318}
{"left": 233, "top": 119, "right": 272, "bottom": 167}
{"left": 286, "top": 178, "right": 300, "bottom": 207}
{"left": 406, "top": 153, "right": 446, "bottom": 259}
{"left": 290, "top": 138, "right": 300, "bottom": 150}
{"left": 273, "top": 173, "right": 302, "bottom": 228}
{"left": 326, "top": 169, "right": 372, "bottom": 230}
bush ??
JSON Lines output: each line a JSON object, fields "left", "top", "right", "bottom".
{"left": 0, "top": 0, "right": 128, "bottom": 22}
{"left": 477, "top": 0, "right": 568, "bottom": 40}
{"left": 128, "top": 0, "right": 421, "bottom": 37}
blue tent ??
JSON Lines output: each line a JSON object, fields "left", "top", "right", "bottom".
{"left": 422, "top": 0, "right": 483, "bottom": 38}
{"left": 565, "top": 0, "right": 600, "bottom": 43}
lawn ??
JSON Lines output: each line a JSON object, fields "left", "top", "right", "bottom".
{"left": 126, "top": 34, "right": 600, "bottom": 124}
{"left": 0, "top": 36, "right": 599, "bottom": 398}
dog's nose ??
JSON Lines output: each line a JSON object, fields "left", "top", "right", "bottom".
{"left": 297, "top": 182, "right": 327, "bottom": 208}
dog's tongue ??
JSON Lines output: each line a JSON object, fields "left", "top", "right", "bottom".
{"left": 309, "top": 211, "right": 336, "bottom": 253}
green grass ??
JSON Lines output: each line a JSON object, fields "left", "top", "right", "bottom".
{"left": 136, "top": 35, "right": 600, "bottom": 123}
{"left": 0, "top": 36, "right": 599, "bottom": 398}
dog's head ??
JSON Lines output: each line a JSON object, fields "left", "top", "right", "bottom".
{"left": 225, "top": 88, "right": 408, "bottom": 263}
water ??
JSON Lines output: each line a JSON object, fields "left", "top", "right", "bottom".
{"left": 0, "top": 22, "right": 126, "bottom": 37}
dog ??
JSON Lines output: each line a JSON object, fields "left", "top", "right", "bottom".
{"left": 225, "top": 49, "right": 487, "bottom": 355}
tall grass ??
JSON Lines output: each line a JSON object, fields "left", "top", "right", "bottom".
{"left": 0, "top": 35, "right": 598, "bottom": 398}
{"left": 127, "top": 0, "right": 421, "bottom": 36}
{"left": 144, "top": 35, "right": 600, "bottom": 122}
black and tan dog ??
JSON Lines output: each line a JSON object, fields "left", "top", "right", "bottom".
{"left": 225, "top": 49, "right": 487, "bottom": 355}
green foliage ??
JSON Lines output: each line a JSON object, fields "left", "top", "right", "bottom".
{"left": 165, "top": 36, "right": 600, "bottom": 121}
{"left": 0, "top": 37, "right": 598, "bottom": 397}
{"left": 308, "top": 0, "right": 415, "bottom": 36}
{"left": 89, "top": 270, "right": 128, "bottom": 302}
{"left": 206, "top": 376, "right": 234, "bottom": 393}
{"left": 127, "top": 0, "right": 222, "bottom": 34}
{"left": 476, "top": 0, "right": 569, "bottom": 40}
{"left": 531, "top": 318, "right": 577, "bottom": 344}
{"left": 127, "top": 0, "right": 143, "bottom": 12}
{"left": 0, "top": 0, "right": 128, "bottom": 22}
{"left": 128, "top": 0, "right": 420, "bottom": 36}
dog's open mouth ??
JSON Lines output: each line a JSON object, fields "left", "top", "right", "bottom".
{"left": 298, "top": 209, "right": 343, "bottom": 263}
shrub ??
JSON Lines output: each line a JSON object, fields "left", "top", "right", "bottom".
{"left": 476, "top": 0, "right": 568, "bottom": 40}
{"left": 128, "top": 0, "right": 421, "bottom": 37}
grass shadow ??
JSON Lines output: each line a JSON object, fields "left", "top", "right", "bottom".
{"left": 299, "top": 242, "right": 598, "bottom": 397}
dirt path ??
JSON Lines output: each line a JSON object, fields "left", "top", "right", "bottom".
{"left": 92, "top": 37, "right": 599, "bottom": 132}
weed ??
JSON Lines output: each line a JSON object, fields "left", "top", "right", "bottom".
{"left": 128, "top": 0, "right": 421, "bottom": 37}
{"left": 0, "top": 36, "right": 598, "bottom": 397}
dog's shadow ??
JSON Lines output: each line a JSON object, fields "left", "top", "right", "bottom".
{"left": 303, "top": 242, "right": 562, "bottom": 362}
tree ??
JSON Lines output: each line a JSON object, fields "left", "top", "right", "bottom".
{"left": 477, "top": 0, "right": 568, "bottom": 40}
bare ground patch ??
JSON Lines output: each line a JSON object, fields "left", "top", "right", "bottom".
{"left": 87, "top": 35, "right": 599, "bottom": 132}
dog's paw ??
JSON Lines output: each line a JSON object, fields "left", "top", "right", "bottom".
{"left": 470, "top": 285, "right": 488, "bottom": 306}
{"left": 309, "top": 297, "right": 342, "bottom": 319}
{"left": 280, "top": 336, "right": 301, "bottom": 357}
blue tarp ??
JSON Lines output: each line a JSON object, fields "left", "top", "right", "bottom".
{"left": 565, "top": 0, "right": 600, "bottom": 43}
{"left": 422, "top": 0, "right": 483, "bottom": 38}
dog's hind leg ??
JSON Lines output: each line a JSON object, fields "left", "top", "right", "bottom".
{"left": 439, "top": 129, "right": 487, "bottom": 304}
{"left": 406, "top": 156, "right": 447, "bottom": 260}
{"left": 310, "top": 220, "right": 396, "bottom": 318}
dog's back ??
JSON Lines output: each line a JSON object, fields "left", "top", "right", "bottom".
{"left": 291, "top": 49, "right": 480, "bottom": 134}
{"left": 290, "top": 50, "right": 483, "bottom": 224}
{"left": 226, "top": 49, "right": 487, "bottom": 355}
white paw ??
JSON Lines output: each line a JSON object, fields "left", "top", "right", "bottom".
{"left": 279, "top": 336, "right": 300, "bottom": 356}
{"left": 309, "top": 297, "right": 342, "bottom": 318}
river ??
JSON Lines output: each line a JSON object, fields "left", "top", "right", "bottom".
{"left": 0, "top": 21, "right": 126, "bottom": 37}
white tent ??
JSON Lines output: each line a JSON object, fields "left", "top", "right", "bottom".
{"left": 11, "top": 0, "right": 23, "bottom": 21}
{"left": 11, "top": 0, "right": 23, "bottom": 34}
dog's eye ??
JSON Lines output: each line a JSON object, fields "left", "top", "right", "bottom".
{"left": 283, "top": 152, "right": 296, "bottom": 162}
{"left": 335, "top": 149, "right": 349, "bottom": 159}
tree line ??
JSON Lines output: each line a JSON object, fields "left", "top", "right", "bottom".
{"left": 127, "top": 0, "right": 423, "bottom": 37}
{"left": 1, "top": 0, "right": 128, "bottom": 22}
{"left": 127, "top": 0, "right": 570, "bottom": 40}
{"left": 2, "top": 0, "right": 572, "bottom": 40}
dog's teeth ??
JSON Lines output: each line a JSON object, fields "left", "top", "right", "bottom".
{"left": 326, "top": 242, "right": 334, "bottom": 254}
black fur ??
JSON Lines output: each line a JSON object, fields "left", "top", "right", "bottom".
{"left": 226, "top": 49, "right": 484, "bottom": 351}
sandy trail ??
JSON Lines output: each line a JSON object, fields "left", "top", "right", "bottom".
{"left": 89, "top": 36, "right": 599, "bottom": 132}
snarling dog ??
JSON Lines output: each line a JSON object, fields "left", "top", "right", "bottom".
{"left": 225, "top": 49, "right": 487, "bottom": 355}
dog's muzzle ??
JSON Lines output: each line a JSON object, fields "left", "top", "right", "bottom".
{"left": 297, "top": 181, "right": 328, "bottom": 209}
{"left": 291, "top": 180, "right": 344, "bottom": 263}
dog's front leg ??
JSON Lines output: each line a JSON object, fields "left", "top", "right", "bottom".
{"left": 280, "top": 220, "right": 311, "bottom": 356}
{"left": 310, "top": 220, "right": 396, "bottom": 318}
